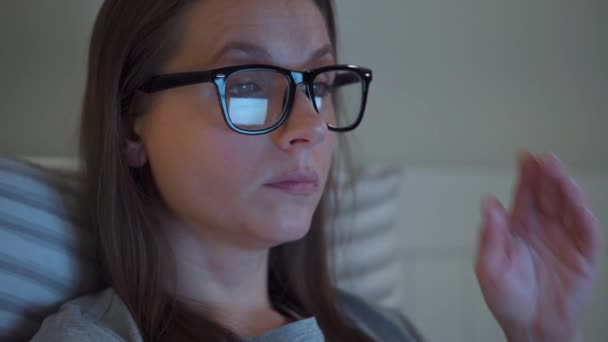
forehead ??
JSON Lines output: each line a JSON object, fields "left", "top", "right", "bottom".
{"left": 166, "top": 0, "right": 333, "bottom": 71}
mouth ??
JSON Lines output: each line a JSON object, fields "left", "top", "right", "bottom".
{"left": 264, "top": 170, "right": 320, "bottom": 196}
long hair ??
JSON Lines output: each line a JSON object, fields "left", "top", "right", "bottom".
{"left": 79, "top": 0, "right": 369, "bottom": 340}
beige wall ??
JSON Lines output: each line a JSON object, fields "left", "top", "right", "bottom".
{"left": 334, "top": 0, "right": 607, "bottom": 169}
{"left": 0, "top": 1, "right": 101, "bottom": 157}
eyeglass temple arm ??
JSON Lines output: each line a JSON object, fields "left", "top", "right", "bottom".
{"left": 140, "top": 71, "right": 214, "bottom": 93}
{"left": 331, "top": 73, "right": 363, "bottom": 88}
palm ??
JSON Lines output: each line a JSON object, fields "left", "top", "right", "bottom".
{"left": 475, "top": 153, "right": 604, "bottom": 341}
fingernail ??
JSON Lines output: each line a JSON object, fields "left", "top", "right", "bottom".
{"left": 491, "top": 207, "right": 505, "bottom": 226}
{"left": 585, "top": 208, "right": 599, "bottom": 225}
{"left": 567, "top": 177, "right": 582, "bottom": 192}
{"left": 547, "top": 152, "right": 564, "bottom": 169}
{"left": 549, "top": 152, "right": 561, "bottom": 163}
{"left": 482, "top": 196, "right": 494, "bottom": 211}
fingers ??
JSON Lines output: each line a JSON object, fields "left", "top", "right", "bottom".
{"left": 560, "top": 176, "right": 604, "bottom": 264}
{"left": 510, "top": 151, "right": 539, "bottom": 230}
{"left": 538, "top": 154, "right": 566, "bottom": 218}
{"left": 476, "top": 196, "right": 513, "bottom": 278}
{"left": 536, "top": 152, "right": 604, "bottom": 264}
{"left": 515, "top": 152, "right": 574, "bottom": 224}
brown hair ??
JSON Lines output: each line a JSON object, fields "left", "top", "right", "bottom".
{"left": 80, "top": 0, "right": 368, "bottom": 341}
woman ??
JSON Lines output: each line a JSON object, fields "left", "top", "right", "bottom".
{"left": 32, "top": 0, "right": 603, "bottom": 341}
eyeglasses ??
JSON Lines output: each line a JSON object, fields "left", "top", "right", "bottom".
{"left": 140, "top": 64, "right": 373, "bottom": 135}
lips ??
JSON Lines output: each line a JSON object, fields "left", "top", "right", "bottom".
{"left": 264, "top": 170, "right": 320, "bottom": 195}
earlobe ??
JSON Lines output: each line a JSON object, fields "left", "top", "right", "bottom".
{"left": 124, "top": 116, "right": 148, "bottom": 168}
{"left": 125, "top": 139, "right": 147, "bottom": 167}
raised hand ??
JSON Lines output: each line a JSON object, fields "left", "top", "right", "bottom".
{"left": 475, "top": 152, "right": 604, "bottom": 342}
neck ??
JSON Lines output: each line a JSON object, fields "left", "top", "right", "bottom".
{"left": 167, "top": 222, "right": 288, "bottom": 337}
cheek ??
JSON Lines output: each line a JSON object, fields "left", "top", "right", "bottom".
{"left": 147, "top": 131, "right": 258, "bottom": 226}
{"left": 139, "top": 95, "right": 254, "bottom": 223}
{"left": 319, "top": 132, "right": 337, "bottom": 174}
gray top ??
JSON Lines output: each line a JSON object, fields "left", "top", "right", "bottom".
{"left": 246, "top": 318, "right": 323, "bottom": 342}
{"left": 30, "top": 288, "right": 423, "bottom": 341}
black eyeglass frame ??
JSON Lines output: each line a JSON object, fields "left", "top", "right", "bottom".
{"left": 139, "top": 64, "right": 373, "bottom": 135}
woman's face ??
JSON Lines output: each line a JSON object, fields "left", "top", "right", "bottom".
{"left": 134, "top": 0, "right": 337, "bottom": 249}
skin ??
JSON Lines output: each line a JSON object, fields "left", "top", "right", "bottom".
{"left": 476, "top": 153, "right": 604, "bottom": 342}
{"left": 125, "top": 0, "right": 605, "bottom": 339}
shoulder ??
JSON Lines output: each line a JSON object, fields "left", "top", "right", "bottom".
{"left": 31, "top": 288, "right": 143, "bottom": 342}
{"left": 337, "top": 290, "right": 425, "bottom": 342}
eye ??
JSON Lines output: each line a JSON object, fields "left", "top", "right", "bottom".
{"left": 313, "top": 82, "right": 331, "bottom": 97}
{"left": 227, "top": 82, "right": 263, "bottom": 97}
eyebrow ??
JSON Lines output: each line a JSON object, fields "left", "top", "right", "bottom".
{"left": 211, "top": 41, "right": 336, "bottom": 67}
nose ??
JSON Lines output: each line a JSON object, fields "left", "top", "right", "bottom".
{"left": 271, "top": 85, "right": 328, "bottom": 151}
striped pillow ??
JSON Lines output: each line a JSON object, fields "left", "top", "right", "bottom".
{"left": 0, "top": 158, "right": 101, "bottom": 341}
{"left": 329, "top": 165, "right": 405, "bottom": 310}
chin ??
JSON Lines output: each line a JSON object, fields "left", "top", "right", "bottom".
{"left": 255, "top": 217, "right": 314, "bottom": 247}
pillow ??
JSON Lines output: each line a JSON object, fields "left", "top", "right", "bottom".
{"left": 329, "top": 164, "right": 405, "bottom": 310}
{"left": 0, "top": 158, "right": 101, "bottom": 341}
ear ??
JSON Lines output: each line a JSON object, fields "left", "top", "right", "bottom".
{"left": 124, "top": 114, "right": 148, "bottom": 168}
